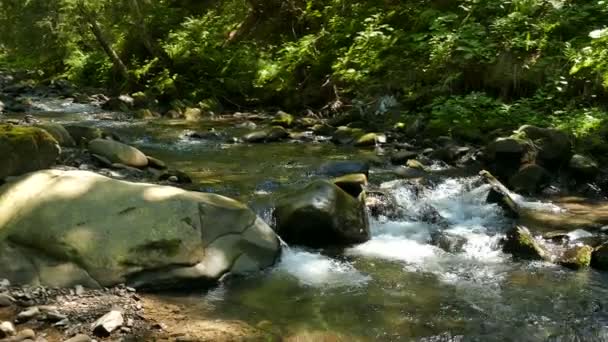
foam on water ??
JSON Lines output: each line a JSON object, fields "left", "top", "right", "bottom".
{"left": 275, "top": 247, "right": 370, "bottom": 288}
{"left": 349, "top": 176, "right": 510, "bottom": 286}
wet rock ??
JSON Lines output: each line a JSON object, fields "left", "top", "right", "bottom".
{"left": 271, "top": 111, "right": 294, "bottom": 128}
{"left": 485, "top": 136, "right": 532, "bottom": 181}
{"left": 133, "top": 109, "right": 161, "bottom": 120}
{"left": 34, "top": 123, "right": 75, "bottom": 147}
{"left": 319, "top": 161, "right": 369, "bottom": 178}
{"left": 503, "top": 226, "right": 549, "bottom": 260}
{"left": 390, "top": 150, "right": 418, "bottom": 165}
{"left": 63, "top": 125, "right": 104, "bottom": 145}
{"left": 591, "top": 243, "right": 608, "bottom": 270}
{"left": 331, "top": 126, "right": 364, "bottom": 145}
{"left": 0, "top": 321, "right": 16, "bottom": 338}
{"left": 332, "top": 173, "right": 368, "bottom": 198}
{"left": 0, "top": 169, "right": 280, "bottom": 289}
{"left": 509, "top": 164, "right": 550, "bottom": 195}
{"left": 88, "top": 139, "right": 148, "bottom": 168}
{"left": 235, "top": 121, "right": 257, "bottom": 129}
{"left": 64, "top": 334, "right": 92, "bottom": 342}
{"left": 92, "top": 310, "right": 123, "bottom": 337}
{"left": 90, "top": 153, "right": 113, "bottom": 168}
{"left": 569, "top": 154, "right": 599, "bottom": 180}
{"left": 516, "top": 125, "right": 572, "bottom": 168}
{"left": 431, "top": 231, "right": 467, "bottom": 253}
{"left": 365, "top": 190, "right": 400, "bottom": 218}
{"left": 406, "top": 159, "right": 428, "bottom": 171}
{"left": 243, "top": 126, "right": 289, "bottom": 143}
{"left": 16, "top": 307, "right": 40, "bottom": 323}
{"left": 0, "top": 125, "right": 60, "bottom": 180}
{"left": 183, "top": 107, "right": 203, "bottom": 121}
{"left": 266, "top": 126, "right": 289, "bottom": 141}
{"left": 295, "top": 117, "right": 318, "bottom": 128}
{"left": 311, "top": 123, "right": 335, "bottom": 136}
{"left": 558, "top": 245, "right": 593, "bottom": 269}
{"left": 355, "top": 133, "right": 386, "bottom": 147}
{"left": 274, "top": 180, "right": 370, "bottom": 248}
{"left": 102, "top": 95, "right": 134, "bottom": 112}
{"left": 146, "top": 156, "right": 167, "bottom": 170}
{"left": 188, "top": 130, "right": 223, "bottom": 141}
{"left": 158, "top": 169, "right": 192, "bottom": 184}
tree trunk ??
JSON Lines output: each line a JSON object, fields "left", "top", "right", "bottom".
{"left": 78, "top": 3, "right": 130, "bottom": 81}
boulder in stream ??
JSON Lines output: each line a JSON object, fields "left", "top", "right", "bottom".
{"left": 63, "top": 125, "right": 104, "bottom": 145}
{"left": 274, "top": 180, "right": 370, "bottom": 248}
{"left": 558, "top": 245, "right": 593, "bottom": 269}
{"left": 502, "top": 226, "right": 549, "bottom": 261}
{"left": 35, "top": 122, "right": 76, "bottom": 147}
{"left": 0, "top": 169, "right": 281, "bottom": 289}
{"left": 0, "top": 125, "right": 60, "bottom": 180}
{"left": 88, "top": 139, "right": 149, "bottom": 168}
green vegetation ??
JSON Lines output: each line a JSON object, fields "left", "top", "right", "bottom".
{"left": 1, "top": 0, "right": 607, "bottom": 149}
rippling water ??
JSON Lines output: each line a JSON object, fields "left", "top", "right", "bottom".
{"left": 17, "top": 99, "right": 608, "bottom": 341}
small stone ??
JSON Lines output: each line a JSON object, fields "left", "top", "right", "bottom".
{"left": 146, "top": 156, "right": 167, "bottom": 170}
{"left": 168, "top": 176, "right": 178, "bottom": 183}
{"left": 0, "top": 321, "right": 16, "bottom": 338}
{"left": 0, "top": 293, "right": 15, "bottom": 307}
{"left": 92, "top": 310, "right": 123, "bottom": 337}
{"left": 16, "top": 307, "right": 40, "bottom": 323}
{"left": 15, "top": 328, "right": 36, "bottom": 340}
{"left": 53, "top": 318, "right": 70, "bottom": 327}
{"left": 74, "top": 285, "right": 85, "bottom": 296}
{"left": 0, "top": 279, "right": 10, "bottom": 288}
{"left": 63, "top": 334, "right": 92, "bottom": 342}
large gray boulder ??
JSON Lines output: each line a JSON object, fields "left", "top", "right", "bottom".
{"left": 0, "top": 125, "right": 60, "bottom": 180}
{"left": 0, "top": 170, "right": 280, "bottom": 289}
{"left": 274, "top": 180, "right": 370, "bottom": 248}
{"left": 88, "top": 139, "right": 148, "bottom": 168}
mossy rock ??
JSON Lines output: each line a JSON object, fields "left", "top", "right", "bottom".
{"left": 296, "top": 117, "right": 318, "bottom": 128}
{"left": 406, "top": 159, "right": 428, "bottom": 171}
{"left": 559, "top": 245, "right": 593, "bottom": 270}
{"left": 63, "top": 125, "right": 104, "bottom": 145}
{"left": 509, "top": 164, "right": 551, "bottom": 195}
{"left": 35, "top": 123, "right": 75, "bottom": 147}
{"left": 134, "top": 109, "right": 161, "bottom": 120}
{"left": 331, "top": 126, "right": 364, "bottom": 145}
{"left": 184, "top": 107, "right": 203, "bottom": 121}
{"left": 503, "top": 226, "right": 549, "bottom": 261}
{"left": 243, "top": 126, "right": 289, "bottom": 143}
{"left": 0, "top": 125, "right": 60, "bottom": 180}
{"left": 355, "top": 133, "right": 382, "bottom": 147}
{"left": 311, "top": 123, "right": 335, "bottom": 136}
{"left": 271, "top": 111, "right": 294, "bottom": 128}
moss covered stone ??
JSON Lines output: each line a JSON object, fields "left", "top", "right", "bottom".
{"left": 34, "top": 123, "right": 75, "bottom": 147}
{"left": 271, "top": 111, "right": 294, "bottom": 128}
{"left": 503, "top": 226, "right": 549, "bottom": 261}
{"left": 332, "top": 173, "right": 368, "bottom": 198}
{"left": 559, "top": 245, "right": 593, "bottom": 269}
{"left": 0, "top": 125, "right": 60, "bottom": 180}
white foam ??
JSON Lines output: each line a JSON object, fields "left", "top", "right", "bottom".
{"left": 276, "top": 247, "right": 370, "bottom": 288}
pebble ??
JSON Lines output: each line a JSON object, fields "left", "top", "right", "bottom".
{"left": 91, "top": 310, "right": 123, "bottom": 337}
{"left": 0, "top": 321, "right": 16, "bottom": 338}
{"left": 74, "top": 285, "right": 85, "bottom": 296}
{"left": 16, "top": 307, "right": 40, "bottom": 322}
{"left": 0, "top": 293, "right": 15, "bottom": 307}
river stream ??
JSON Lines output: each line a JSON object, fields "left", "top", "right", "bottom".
{"left": 12, "top": 98, "right": 608, "bottom": 341}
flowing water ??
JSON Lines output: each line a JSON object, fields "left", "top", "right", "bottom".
{"left": 13, "top": 98, "right": 608, "bottom": 341}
